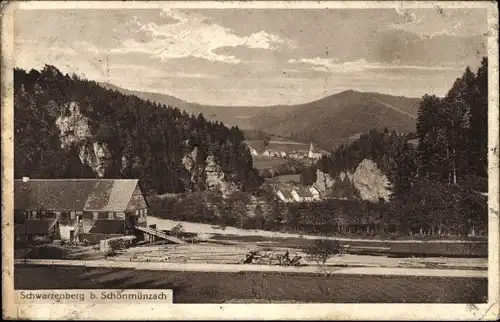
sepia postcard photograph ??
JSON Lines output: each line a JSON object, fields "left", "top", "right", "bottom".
{"left": 2, "top": 1, "right": 499, "bottom": 320}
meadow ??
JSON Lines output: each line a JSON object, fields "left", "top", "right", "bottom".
{"left": 15, "top": 265, "right": 487, "bottom": 303}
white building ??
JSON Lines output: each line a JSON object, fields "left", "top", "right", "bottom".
{"left": 276, "top": 189, "right": 295, "bottom": 203}
{"left": 250, "top": 148, "right": 259, "bottom": 156}
{"left": 309, "top": 186, "right": 321, "bottom": 200}
{"left": 308, "top": 142, "right": 323, "bottom": 159}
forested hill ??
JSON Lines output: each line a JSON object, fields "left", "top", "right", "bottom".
{"left": 317, "top": 57, "right": 488, "bottom": 197}
{"left": 101, "top": 83, "right": 420, "bottom": 151}
{"left": 14, "top": 65, "right": 261, "bottom": 195}
{"left": 248, "top": 90, "right": 420, "bottom": 150}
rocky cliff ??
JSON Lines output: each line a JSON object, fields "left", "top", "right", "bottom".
{"left": 313, "top": 158, "right": 392, "bottom": 202}
{"left": 182, "top": 146, "right": 239, "bottom": 197}
{"left": 55, "top": 101, "right": 113, "bottom": 177}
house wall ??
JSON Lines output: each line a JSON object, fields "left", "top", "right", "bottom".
{"left": 15, "top": 209, "right": 132, "bottom": 240}
{"left": 126, "top": 185, "right": 147, "bottom": 211}
{"left": 291, "top": 190, "right": 301, "bottom": 202}
{"left": 80, "top": 233, "right": 122, "bottom": 245}
{"left": 276, "top": 191, "right": 286, "bottom": 202}
{"left": 15, "top": 185, "right": 149, "bottom": 240}
{"left": 126, "top": 185, "right": 148, "bottom": 227}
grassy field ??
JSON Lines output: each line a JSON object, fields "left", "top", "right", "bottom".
{"left": 208, "top": 234, "right": 488, "bottom": 258}
{"left": 15, "top": 265, "right": 487, "bottom": 303}
{"left": 252, "top": 157, "right": 290, "bottom": 170}
{"left": 272, "top": 174, "right": 302, "bottom": 183}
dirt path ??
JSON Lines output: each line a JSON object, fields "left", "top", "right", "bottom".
{"left": 14, "top": 259, "right": 487, "bottom": 278}
{"left": 369, "top": 97, "right": 417, "bottom": 119}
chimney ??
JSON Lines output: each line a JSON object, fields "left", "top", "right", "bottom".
{"left": 22, "top": 177, "right": 30, "bottom": 182}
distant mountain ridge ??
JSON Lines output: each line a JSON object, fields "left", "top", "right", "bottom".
{"left": 250, "top": 89, "right": 420, "bottom": 149}
{"left": 100, "top": 82, "right": 270, "bottom": 129}
{"left": 102, "top": 83, "right": 420, "bottom": 150}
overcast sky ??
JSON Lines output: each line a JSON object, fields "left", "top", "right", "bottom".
{"left": 15, "top": 8, "right": 487, "bottom": 106}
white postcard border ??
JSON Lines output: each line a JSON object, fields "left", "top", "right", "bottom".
{"left": 2, "top": 1, "right": 499, "bottom": 320}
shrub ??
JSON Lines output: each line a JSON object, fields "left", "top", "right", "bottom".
{"left": 305, "top": 239, "right": 343, "bottom": 276}
{"left": 170, "top": 224, "right": 186, "bottom": 238}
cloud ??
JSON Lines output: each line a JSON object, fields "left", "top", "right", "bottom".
{"left": 288, "top": 57, "right": 464, "bottom": 73}
{"left": 109, "top": 9, "right": 293, "bottom": 64}
{"left": 13, "top": 8, "right": 487, "bottom": 106}
{"left": 386, "top": 8, "right": 486, "bottom": 38}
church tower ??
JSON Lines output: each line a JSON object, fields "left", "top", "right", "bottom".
{"left": 308, "top": 142, "right": 314, "bottom": 159}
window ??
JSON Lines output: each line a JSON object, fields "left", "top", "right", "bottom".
{"left": 144, "top": 209, "right": 147, "bottom": 215}
{"left": 76, "top": 211, "right": 83, "bottom": 215}
{"left": 70, "top": 211, "right": 76, "bottom": 220}
{"left": 135, "top": 210, "right": 139, "bottom": 215}
{"left": 93, "top": 212, "right": 98, "bottom": 220}
{"left": 41, "top": 211, "right": 47, "bottom": 216}
{"left": 108, "top": 212, "right": 114, "bottom": 220}
{"left": 116, "top": 212, "right": 125, "bottom": 219}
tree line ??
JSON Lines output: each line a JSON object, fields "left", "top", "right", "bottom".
{"left": 147, "top": 57, "right": 489, "bottom": 238}
{"left": 417, "top": 57, "right": 488, "bottom": 183}
{"left": 14, "top": 65, "right": 261, "bottom": 194}
{"left": 299, "top": 57, "right": 489, "bottom": 236}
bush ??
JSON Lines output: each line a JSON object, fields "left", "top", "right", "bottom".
{"left": 305, "top": 239, "right": 343, "bottom": 276}
{"left": 105, "top": 237, "right": 135, "bottom": 256}
{"left": 170, "top": 224, "right": 186, "bottom": 238}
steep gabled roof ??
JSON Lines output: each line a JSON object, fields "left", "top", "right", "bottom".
{"left": 84, "top": 180, "right": 139, "bottom": 212}
{"left": 295, "top": 187, "right": 313, "bottom": 198}
{"left": 89, "top": 220, "right": 126, "bottom": 234}
{"left": 279, "top": 189, "right": 295, "bottom": 200}
{"left": 14, "top": 179, "right": 140, "bottom": 212}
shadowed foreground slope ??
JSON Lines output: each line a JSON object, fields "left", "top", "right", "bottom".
{"left": 15, "top": 265, "right": 487, "bottom": 303}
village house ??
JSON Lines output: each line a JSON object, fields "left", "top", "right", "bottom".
{"left": 14, "top": 178, "right": 148, "bottom": 243}
{"left": 276, "top": 188, "right": 295, "bottom": 203}
{"left": 249, "top": 147, "right": 259, "bottom": 156}
{"left": 291, "top": 186, "right": 316, "bottom": 202}
{"left": 276, "top": 184, "right": 321, "bottom": 203}
{"left": 309, "top": 186, "right": 321, "bottom": 200}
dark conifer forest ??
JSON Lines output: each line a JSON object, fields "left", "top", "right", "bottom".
{"left": 319, "top": 57, "right": 488, "bottom": 192}
{"left": 13, "top": 57, "right": 489, "bottom": 237}
{"left": 309, "top": 57, "right": 488, "bottom": 236}
{"left": 14, "top": 65, "right": 261, "bottom": 194}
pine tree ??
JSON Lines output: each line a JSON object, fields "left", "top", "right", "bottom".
{"left": 416, "top": 94, "right": 442, "bottom": 178}
{"left": 470, "top": 57, "right": 488, "bottom": 177}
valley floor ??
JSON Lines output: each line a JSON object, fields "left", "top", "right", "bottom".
{"left": 147, "top": 216, "right": 487, "bottom": 244}
{"left": 14, "top": 265, "right": 487, "bottom": 303}
{"left": 14, "top": 258, "right": 487, "bottom": 278}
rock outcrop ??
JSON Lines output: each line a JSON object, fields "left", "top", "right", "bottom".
{"left": 351, "top": 159, "right": 392, "bottom": 202}
{"left": 317, "top": 159, "right": 392, "bottom": 202}
{"left": 55, "top": 101, "right": 113, "bottom": 177}
{"left": 55, "top": 101, "right": 92, "bottom": 148}
{"left": 313, "top": 169, "right": 335, "bottom": 193}
{"left": 181, "top": 147, "right": 238, "bottom": 197}
{"left": 205, "top": 155, "right": 239, "bottom": 198}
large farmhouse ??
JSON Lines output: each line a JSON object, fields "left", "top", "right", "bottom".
{"left": 14, "top": 178, "right": 148, "bottom": 243}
